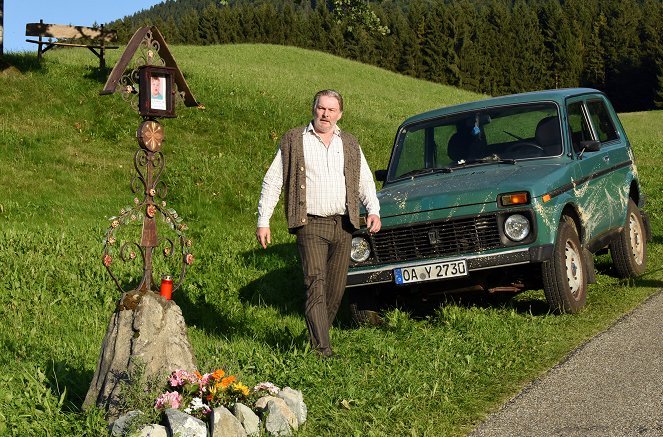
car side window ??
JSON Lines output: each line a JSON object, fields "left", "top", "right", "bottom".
{"left": 586, "top": 99, "right": 619, "bottom": 143}
{"left": 567, "top": 102, "right": 593, "bottom": 153}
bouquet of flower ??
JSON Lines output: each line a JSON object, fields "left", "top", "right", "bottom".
{"left": 154, "top": 368, "right": 280, "bottom": 421}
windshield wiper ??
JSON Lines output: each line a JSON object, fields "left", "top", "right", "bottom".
{"left": 452, "top": 154, "right": 517, "bottom": 167}
{"left": 398, "top": 167, "right": 452, "bottom": 179}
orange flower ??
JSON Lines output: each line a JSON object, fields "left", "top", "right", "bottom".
{"left": 211, "top": 369, "right": 225, "bottom": 380}
{"left": 194, "top": 371, "right": 203, "bottom": 380}
{"left": 220, "top": 375, "right": 236, "bottom": 388}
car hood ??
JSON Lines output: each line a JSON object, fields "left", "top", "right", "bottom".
{"left": 377, "top": 161, "right": 567, "bottom": 218}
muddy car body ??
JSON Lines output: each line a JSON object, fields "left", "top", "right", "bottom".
{"left": 347, "top": 88, "right": 649, "bottom": 320}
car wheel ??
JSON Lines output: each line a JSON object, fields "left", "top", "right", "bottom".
{"left": 542, "top": 218, "right": 587, "bottom": 314}
{"left": 610, "top": 199, "right": 647, "bottom": 278}
{"left": 347, "top": 287, "right": 384, "bottom": 326}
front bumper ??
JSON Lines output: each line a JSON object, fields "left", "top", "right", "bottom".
{"left": 346, "top": 244, "right": 554, "bottom": 287}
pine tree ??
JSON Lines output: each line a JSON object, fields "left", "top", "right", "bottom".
{"left": 641, "top": 0, "right": 663, "bottom": 108}
{"left": 509, "top": 0, "right": 548, "bottom": 92}
{"left": 539, "top": 1, "right": 582, "bottom": 89}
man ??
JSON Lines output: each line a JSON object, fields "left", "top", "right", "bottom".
{"left": 256, "top": 89, "right": 381, "bottom": 358}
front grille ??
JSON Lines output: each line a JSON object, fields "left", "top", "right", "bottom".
{"left": 371, "top": 215, "right": 503, "bottom": 263}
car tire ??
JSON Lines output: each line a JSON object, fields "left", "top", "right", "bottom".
{"left": 347, "top": 287, "right": 384, "bottom": 326}
{"left": 542, "top": 218, "right": 587, "bottom": 314}
{"left": 610, "top": 199, "right": 647, "bottom": 278}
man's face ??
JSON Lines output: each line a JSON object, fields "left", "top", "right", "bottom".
{"left": 312, "top": 95, "right": 342, "bottom": 134}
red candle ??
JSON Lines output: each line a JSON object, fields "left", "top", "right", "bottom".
{"left": 160, "top": 275, "right": 173, "bottom": 300}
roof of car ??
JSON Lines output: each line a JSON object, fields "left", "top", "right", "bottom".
{"left": 402, "top": 88, "right": 604, "bottom": 126}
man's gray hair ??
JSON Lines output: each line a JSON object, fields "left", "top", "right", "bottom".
{"left": 312, "top": 89, "right": 344, "bottom": 114}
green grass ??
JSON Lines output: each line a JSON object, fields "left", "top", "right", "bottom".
{"left": 0, "top": 45, "right": 662, "bottom": 436}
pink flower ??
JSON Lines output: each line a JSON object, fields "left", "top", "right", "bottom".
{"left": 185, "top": 253, "right": 194, "bottom": 265}
{"left": 168, "top": 369, "right": 198, "bottom": 387}
{"left": 253, "top": 382, "right": 280, "bottom": 396}
{"left": 155, "top": 391, "right": 182, "bottom": 410}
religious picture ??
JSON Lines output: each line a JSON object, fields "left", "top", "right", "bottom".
{"left": 150, "top": 75, "right": 167, "bottom": 111}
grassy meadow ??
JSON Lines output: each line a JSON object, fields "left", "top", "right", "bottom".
{"left": 1, "top": 44, "right": 663, "bottom": 436}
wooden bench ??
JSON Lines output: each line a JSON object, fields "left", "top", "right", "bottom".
{"left": 26, "top": 20, "right": 119, "bottom": 69}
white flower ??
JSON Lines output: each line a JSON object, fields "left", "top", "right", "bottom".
{"left": 186, "top": 397, "right": 205, "bottom": 412}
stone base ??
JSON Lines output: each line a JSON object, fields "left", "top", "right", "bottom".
{"left": 83, "top": 290, "right": 197, "bottom": 420}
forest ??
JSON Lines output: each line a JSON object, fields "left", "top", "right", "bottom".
{"left": 108, "top": 0, "right": 663, "bottom": 112}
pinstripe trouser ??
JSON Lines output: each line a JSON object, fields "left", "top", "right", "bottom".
{"left": 295, "top": 214, "right": 353, "bottom": 356}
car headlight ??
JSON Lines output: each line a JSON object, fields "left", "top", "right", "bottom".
{"left": 350, "top": 236, "right": 371, "bottom": 262}
{"left": 504, "top": 214, "right": 530, "bottom": 241}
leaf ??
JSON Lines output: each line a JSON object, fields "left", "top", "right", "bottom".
{"left": 340, "top": 399, "right": 353, "bottom": 410}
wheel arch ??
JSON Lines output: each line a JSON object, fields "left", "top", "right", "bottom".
{"left": 559, "top": 203, "right": 584, "bottom": 243}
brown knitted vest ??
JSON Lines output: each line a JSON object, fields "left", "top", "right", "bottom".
{"left": 279, "top": 126, "right": 361, "bottom": 233}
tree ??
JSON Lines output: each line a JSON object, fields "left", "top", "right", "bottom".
{"left": 421, "top": 2, "right": 461, "bottom": 86}
{"left": 332, "top": 0, "right": 389, "bottom": 36}
{"left": 509, "top": 0, "right": 548, "bottom": 92}
{"left": 539, "top": 1, "right": 582, "bottom": 89}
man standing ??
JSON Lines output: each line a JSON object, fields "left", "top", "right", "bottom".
{"left": 256, "top": 89, "right": 381, "bottom": 358}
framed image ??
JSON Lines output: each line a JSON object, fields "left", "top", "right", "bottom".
{"left": 139, "top": 66, "right": 177, "bottom": 118}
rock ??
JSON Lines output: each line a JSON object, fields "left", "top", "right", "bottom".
{"left": 137, "top": 424, "right": 168, "bottom": 436}
{"left": 234, "top": 402, "right": 261, "bottom": 436}
{"left": 278, "top": 387, "right": 307, "bottom": 426}
{"left": 83, "top": 291, "right": 197, "bottom": 420}
{"left": 210, "top": 406, "right": 248, "bottom": 437}
{"left": 256, "top": 396, "right": 298, "bottom": 436}
{"left": 165, "top": 408, "right": 207, "bottom": 437}
{"left": 109, "top": 410, "right": 143, "bottom": 436}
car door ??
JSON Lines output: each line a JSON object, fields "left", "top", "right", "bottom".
{"left": 566, "top": 95, "right": 628, "bottom": 242}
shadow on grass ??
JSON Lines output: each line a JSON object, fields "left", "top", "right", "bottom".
{"left": 172, "top": 242, "right": 311, "bottom": 351}
{"left": 45, "top": 360, "right": 94, "bottom": 411}
{"left": 237, "top": 243, "right": 304, "bottom": 315}
{"left": 1, "top": 53, "right": 43, "bottom": 73}
{"left": 0, "top": 52, "right": 112, "bottom": 83}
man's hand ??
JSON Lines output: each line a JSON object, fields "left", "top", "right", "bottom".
{"left": 366, "top": 214, "right": 381, "bottom": 234}
{"left": 256, "top": 227, "right": 271, "bottom": 249}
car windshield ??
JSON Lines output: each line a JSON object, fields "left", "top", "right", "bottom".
{"left": 388, "top": 102, "right": 562, "bottom": 181}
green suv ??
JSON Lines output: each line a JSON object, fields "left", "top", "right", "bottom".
{"left": 347, "top": 88, "right": 649, "bottom": 321}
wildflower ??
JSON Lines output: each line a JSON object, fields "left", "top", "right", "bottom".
{"left": 220, "top": 375, "right": 236, "bottom": 389}
{"left": 164, "top": 247, "right": 172, "bottom": 256}
{"left": 155, "top": 391, "right": 182, "bottom": 410}
{"left": 107, "top": 236, "right": 116, "bottom": 245}
{"left": 184, "top": 397, "right": 207, "bottom": 414}
{"left": 233, "top": 382, "right": 250, "bottom": 397}
{"left": 211, "top": 369, "right": 225, "bottom": 380}
{"left": 253, "top": 382, "right": 280, "bottom": 396}
{"left": 186, "top": 253, "right": 194, "bottom": 265}
{"left": 111, "top": 220, "right": 120, "bottom": 228}
{"left": 168, "top": 369, "right": 198, "bottom": 387}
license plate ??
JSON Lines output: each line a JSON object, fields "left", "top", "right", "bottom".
{"left": 394, "top": 260, "right": 468, "bottom": 285}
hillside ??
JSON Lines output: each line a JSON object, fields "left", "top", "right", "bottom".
{"left": 0, "top": 45, "right": 662, "bottom": 435}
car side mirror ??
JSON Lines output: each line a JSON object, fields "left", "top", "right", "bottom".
{"left": 375, "top": 169, "right": 387, "bottom": 182}
{"left": 580, "top": 140, "right": 601, "bottom": 152}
